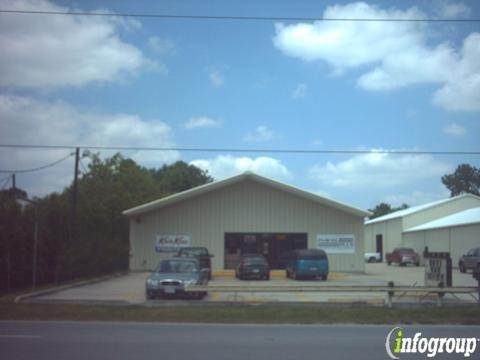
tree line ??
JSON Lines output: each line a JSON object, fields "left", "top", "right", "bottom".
{"left": 368, "top": 163, "right": 480, "bottom": 219}
{"left": 0, "top": 157, "right": 478, "bottom": 292}
{"left": 0, "top": 154, "right": 212, "bottom": 293}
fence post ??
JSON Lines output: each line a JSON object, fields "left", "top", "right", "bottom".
{"left": 387, "top": 281, "right": 394, "bottom": 308}
{"left": 437, "top": 282, "right": 445, "bottom": 307}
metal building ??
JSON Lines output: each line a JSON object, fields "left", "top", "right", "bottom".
{"left": 364, "top": 194, "right": 480, "bottom": 262}
{"left": 403, "top": 207, "right": 480, "bottom": 267}
{"left": 123, "top": 172, "right": 370, "bottom": 272}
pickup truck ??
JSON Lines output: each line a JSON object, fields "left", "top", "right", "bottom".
{"left": 364, "top": 252, "right": 381, "bottom": 263}
{"left": 176, "top": 247, "right": 214, "bottom": 279}
{"left": 458, "top": 247, "right": 480, "bottom": 273}
{"left": 386, "top": 248, "right": 420, "bottom": 266}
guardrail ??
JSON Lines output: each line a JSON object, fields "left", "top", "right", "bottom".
{"left": 186, "top": 283, "right": 479, "bottom": 308}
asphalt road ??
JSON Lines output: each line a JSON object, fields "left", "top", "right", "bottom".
{"left": 1, "top": 321, "right": 479, "bottom": 360}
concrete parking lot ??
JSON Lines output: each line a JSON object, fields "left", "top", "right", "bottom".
{"left": 34, "top": 263, "right": 478, "bottom": 305}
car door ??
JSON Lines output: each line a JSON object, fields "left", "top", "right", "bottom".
{"left": 474, "top": 249, "right": 480, "bottom": 269}
{"left": 465, "top": 249, "right": 476, "bottom": 269}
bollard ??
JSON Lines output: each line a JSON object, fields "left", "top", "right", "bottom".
{"left": 473, "top": 268, "right": 480, "bottom": 305}
{"left": 387, "top": 281, "right": 395, "bottom": 308}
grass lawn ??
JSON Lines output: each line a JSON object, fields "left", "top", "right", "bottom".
{"left": 1, "top": 302, "right": 479, "bottom": 324}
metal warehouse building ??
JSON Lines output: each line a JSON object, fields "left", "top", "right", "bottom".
{"left": 403, "top": 207, "right": 480, "bottom": 266}
{"left": 123, "top": 172, "right": 370, "bottom": 273}
{"left": 364, "top": 194, "right": 480, "bottom": 264}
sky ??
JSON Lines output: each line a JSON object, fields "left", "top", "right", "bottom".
{"left": 0, "top": 0, "right": 479, "bottom": 210}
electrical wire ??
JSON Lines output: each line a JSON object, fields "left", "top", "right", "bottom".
{"left": 0, "top": 144, "right": 478, "bottom": 156}
{"left": 79, "top": 158, "right": 88, "bottom": 174}
{"left": 0, "top": 9, "right": 479, "bottom": 22}
{"left": 0, "top": 175, "right": 11, "bottom": 190}
{"left": 0, "top": 152, "right": 73, "bottom": 173}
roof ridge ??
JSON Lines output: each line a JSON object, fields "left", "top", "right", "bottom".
{"left": 123, "top": 171, "right": 370, "bottom": 217}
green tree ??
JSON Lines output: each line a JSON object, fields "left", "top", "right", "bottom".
{"left": 368, "top": 202, "right": 409, "bottom": 219}
{"left": 441, "top": 164, "right": 480, "bottom": 197}
{"left": 0, "top": 154, "right": 213, "bottom": 291}
{"left": 150, "top": 161, "right": 213, "bottom": 195}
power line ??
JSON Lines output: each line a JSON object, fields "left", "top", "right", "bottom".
{"left": 0, "top": 144, "right": 479, "bottom": 156}
{"left": 0, "top": 9, "right": 479, "bottom": 22}
{"left": 0, "top": 152, "right": 73, "bottom": 173}
{"left": 0, "top": 175, "right": 11, "bottom": 190}
{"left": 79, "top": 158, "right": 88, "bottom": 174}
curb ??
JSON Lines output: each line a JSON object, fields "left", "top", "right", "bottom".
{"left": 14, "top": 272, "right": 127, "bottom": 303}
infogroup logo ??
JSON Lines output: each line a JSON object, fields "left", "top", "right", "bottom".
{"left": 385, "top": 327, "right": 479, "bottom": 359}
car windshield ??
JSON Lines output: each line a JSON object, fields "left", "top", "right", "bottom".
{"left": 298, "top": 251, "right": 327, "bottom": 260}
{"left": 156, "top": 260, "right": 198, "bottom": 273}
{"left": 243, "top": 258, "right": 267, "bottom": 265}
{"left": 179, "top": 248, "right": 208, "bottom": 256}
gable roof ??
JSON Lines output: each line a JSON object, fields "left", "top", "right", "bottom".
{"left": 404, "top": 207, "right": 480, "bottom": 233}
{"left": 365, "top": 193, "right": 480, "bottom": 225}
{"left": 123, "top": 171, "right": 370, "bottom": 218}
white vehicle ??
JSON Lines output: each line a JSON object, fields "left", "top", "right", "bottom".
{"left": 364, "top": 252, "right": 381, "bottom": 263}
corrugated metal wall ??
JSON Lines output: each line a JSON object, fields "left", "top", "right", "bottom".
{"left": 403, "top": 197, "right": 480, "bottom": 229}
{"left": 403, "top": 224, "right": 480, "bottom": 267}
{"left": 129, "top": 179, "right": 365, "bottom": 272}
{"left": 364, "top": 218, "right": 403, "bottom": 258}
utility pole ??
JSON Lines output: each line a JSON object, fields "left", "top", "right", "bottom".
{"left": 12, "top": 173, "right": 15, "bottom": 191}
{"left": 70, "top": 148, "right": 80, "bottom": 244}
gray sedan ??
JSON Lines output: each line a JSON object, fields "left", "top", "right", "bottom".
{"left": 146, "top": 258, "right": 209, "bottom": 299}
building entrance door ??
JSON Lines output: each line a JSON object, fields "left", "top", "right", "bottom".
{"left": 224, "top": 233, "right": 307, "bottom": 269}
{"left": 376, "top": 234, "right": 383, "bottom": 261}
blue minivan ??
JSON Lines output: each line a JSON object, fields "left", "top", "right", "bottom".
{"left": 285, "top": 249, "right": 329, "bottom": 280}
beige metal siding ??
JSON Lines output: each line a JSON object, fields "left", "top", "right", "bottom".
{"left": 450, "top": 224, "right": 480, "bottom": 266}
{"left": 404, "top": 224, "right": 480, "bottom": 268}
{"left": 403, "top": 232, "right": 426, "bottom": 264}
{"left": 403, "top": 197, "right": 480, "bottom": 229}
{"left": 424, "top": 229, "right": 450, "bottom": 253}
{"left": 364, "top": 218, "right": 402, "bottom": 259}
{"left": 130, "top": 179, "right": 365, "bottom": 272}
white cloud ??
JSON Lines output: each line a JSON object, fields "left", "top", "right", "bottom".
{"left": 209, "top": 70, "right": 224, "bottom": 87}
{"left": 311, "top": 139, "right": 323, "bottom": 147}
{"left": 443, "top": 123, "right": 466, "bottom": 137}
{"left": 0, "top": 95, "right": 179, "bottom": 196}
{"left": 0, "top": 0, "right": 156, "bottom": 89}
{"left": 384, "top": 189, "right": 450, "bottom": 207}
{"left": 190, "top": 155, "right": 291, "bottom": 180}
{"left": 273, "top": 2, "right": 480, "bottom": 112}
{"left": 308, "top": 149, "right": 451, "bottom": 189}
{"left": 184, "top": 117, "right": 222, "bottom": 130}
{"left": 244, "top": 125, "right": 278, "bottom": 142}
{"left": 436, "top": 1, "right": 471, "bottom": 18}
{"left": 432, "top": 33, "right": 480, "bottom": 111}
{"left": 148, "top": 36, "right": 175, "bottom": 55}
{"left": 292, "top": 83, "right": 308, "bottom": 98}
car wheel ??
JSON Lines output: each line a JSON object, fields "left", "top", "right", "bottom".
{"left": 322, "top": 274, "right": 328, "bottom": 281}
{"left": 415, "top": 262, "right": 420, "bottom": 267}
{"left": 238, "top": 273, "right": 243, "bottom": 280}
{"left": 387, "top": 261, "right": 391, "bottom": 266}
{"left": 400, "top": 263, "right": 406, "bottom": 267}
{"left": 146, "top": 291, "right": 154, "bottom": 300}
{"left": 459, "top": 263, "right": 466, "bottom": 273}
{"left": 286, "top": 269, "right": 290, "bottom": 278}
{"left": 265, "top": 274, "right": 270, "bottom": 281}
{"left": 368, "top": 257, "right": 375, "bottom": 263}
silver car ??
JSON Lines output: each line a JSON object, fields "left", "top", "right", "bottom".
{"left": 146, "top": 258, "right": 209, "bottom": 300}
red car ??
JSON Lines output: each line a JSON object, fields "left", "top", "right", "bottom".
{"left": 386, "top": 248, "right": 420, "bottom": 266}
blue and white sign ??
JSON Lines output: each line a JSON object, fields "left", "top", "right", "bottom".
{"left": 317, "top": 234, "right": 355, "bottom": 254}
{"left": 155, "top": 234, "right": 191, "bottom": 253}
